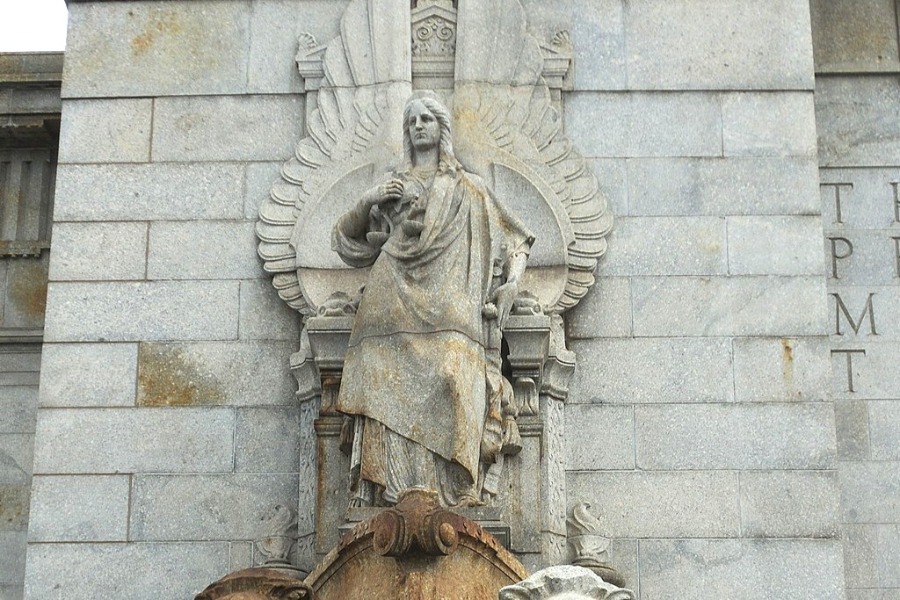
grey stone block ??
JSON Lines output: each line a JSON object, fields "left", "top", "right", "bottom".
{"left": 0, "top": 434, "right": 33, "bottom": 484}
{"left": 235, "top": 407, "right": 301, "bottom": 473}
{"left": 722, "top": 92, "right": 817, "bottom": 157}
{"left": 635, "top": 403, "right": 836, "bottom": 470}
{"left": 732, "top": 337, "right": 831, "bottom": 402}
{"left": 835, "top": 400, "right": 872, "bottom": 461}
{"left": 844, "top": 524, "right": 879, "bottom": 589}
{"left": 2, "top": 257, "right": 48, "bottom": 330}
{"left": 740, "top": 470, "right": 841, "bottom": 538}
{"left": 847, "top": 591, "right": 900, "bottom": 600}
{"left": 570, "top": 337, "right": 733, "bottom": 404}
{"left": 24, "top": 542, "right": 230, "bottom": 600}
{"left": 585, "top": 159, "right": 627, "bottom": 216}
{"left": 62, "top": 1, "right": 250, "bottom": 98}
{"left": 822, "top": 229, "right": 900, "bottom": 285}
{"left": 58, "top": 99, "right": 152, "bottom": 163}
{"left": 600, "top": 217, "right": 727, "bottom": 276}
{"left": 877, "top": 525, "right": 900, "bottom": 587}
{"left": 817, "top": 76, "right": 900, "bottom": 167}
{"left": 239, "top": 280, "right": 302, "bottom": 341}
{"left": 0, "top": 484, "right": 30, "bottom": 531}
{"left": 247, "top": 0, "right": 349, "bottom": 94}
{"left": 832, "top": 341, "right": 900, "bottom": 400}
{"left": 147, "top": 221, "right": 261, "bottom": 280}
{"left": 136, "top": 342, "right": 295, "bottom": 407}
{"left": 570, "top": 0, "right": 626, "bottom": 90}
{"left": 0, "top": 374, "right": 38, "bottom": 387}
{"left": 566, "top": 277, "right": 632, "bottom": 339}
{"left": 626, "top": 0, "right": 814, "bottom": 90}
{"left": 810, "top": 0, "right": 900, "bottom": 73}
{"left": 43, "top": 281, "right": 240, "bottom": 342}
{"left": 48, "top": 222, "right": 148, "bottom": 281}
{"left": 869, "top": 401, "right": 900, "bottom": 461}
{"left": 566, "top": 471, "right": 739, "bottom": 538}
{"left": 639, "top": 539, "right": 845, "bottom": 600}
{"left": 566, "top": 92, "right": 721, "bottom": 158}
{"left": 827, "top": 286, "right": 900, "bottom": 338}
{"left": 840, "top": 461, "right": 900, "bottom": 523}
{"left": 130, "top": 473, "right": 299, "bottom": 541}
{"left": 0, "top": 387, "right": 37, "bottom": 434}
{"left": 564, "top": 404, "right": 634, "bottom": 470}
{"left": 727, "top": 216, "right": 824, "bottom": 275}
{"left": 820, "top": 168, "right": 900, "bottom": 229}
{"left": 152, "top": 95, "right": 304, "bottom": 162}
{"left": 627, "top": 157, "right": 820, "bottom": 217}
{"left": 0, "top": 532, "right": 26, "bottom": 585}
{"left": 54, "top": 163, "right": 245, "bottom": 221}
{"left": 632, "top": 276, "right": 827, "bottom": 337}
{"left": 28, "top": 475, "right": 129, "bottom": 542}
{"left": 0, "top": 350, "right": 40, "bottom": 374}
{"left": 243, "top": 161, "right": 282, "bottom": 219}
{"left": 38, "top": 343, "right": 137, "bottom": 408}
{"left": 32, "top": 408, "right": 235, "bottom": 474}
{"left": 230, "top": 541, "right": 254, "bottom": 571}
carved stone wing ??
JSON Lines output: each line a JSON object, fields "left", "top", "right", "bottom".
{"left": 256, "top": 0, "right": 412, "bottom": 316}
{"left": 453, "top": 0, "right": 613, "bottom": 314}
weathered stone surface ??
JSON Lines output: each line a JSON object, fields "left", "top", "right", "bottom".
{"left": 32, "top": 408, "right": 235, "bottom": 474}
{"left": 566, "top": 277, "right": 631, "bottom": 339}
{"left": 62, "top": 1, "right": 251, "bottom": 98}
{"left": 2, "top": 257, "right": 49, "bottom": 330}
{"left": 0, "top": 387, "right": 37, "bottom": 434}
{"left": 238, "top": 280, "right": 302, "bottom": 341}
{"left": 869, "top": 401, "right": 900, "bottom": 460}
{"left": 810, "top": 0, "right": 900, "bottom": 73}
{"left": 130, "top": 473, "right": 299, "bottom": 541}
{"left": 152, "top": 95, "right": 304, "bottom": 162}
{"left": 739, "top": 470, "right": 841, "bottom": 538}
{"left": 835, "top": 400, "right": 872, "bottom": 461}
{"left": 564, "top": 404, "right": 634, "bottom": 471}
{"left": 235, "top": 407, "right": 301, "bottom": 473}
{"left": 24, "top": 542, "right": 230, "bottom": 600}
{"left": 247, "top": 0, "right": 349, "bottom": 94}
{"left": 27, "top": 475, "right": 129, "bottom": 542}
{"left": 722, "top": 92, "right": 817, "bottom": 157}
{"left": 585, "top": 159, "right": 627, "bottom": 216}
{"left": 570, "top": 337, "right": 734, "bottom": 404}
{"left": 566, "top": 471, "right": 739, "bottom": 538}
{"left": 822, "top": 230, "right": 899, "bottom": 285}
{"left": 625, "top": 0, "right": 814, "bottom": 90}
{"left": 136, "top": 342, "right": 295, "bottom": 407}
{"left": 58, "top": 99, "right": 152, "bottom": 163}
{"left": 44, "top": 281, "right": 239, "bottom": 342}
{"left": 38, "top": 343, "right": 137, "bottom": 407}
{"left": 727, "top": 216, "right": 824, "bottom": 275}
{"left": 54, "top": 163, "right": 245, "bottom": 221}
{"left": 243, "top": 161, "right": 282, "bottom": 220}
{"left": 0, "top": 531, "right": 26, "bottom": 585}
{"left": 840, "top": 462, "right": 900, "bottom": 523}
{"left": 147, "top": 221, "right": 261, "bottom": 280}
{"left": 820, "top": 168, "right": 899, "bottom": 228}
{"left": 628, "top": 157, "right": 820, "bottom": 217}
{"left": 844, "top": 524, "right": 879, "bottom": 589}
{"left": 0, "top": 484, "right": 30, "bottom": 530}
{"left": 639, "top": 539, "right": 845, "bottom": 600}
{"left": 817, "top": 76, "right": 900, "bottom": 167}
{"left": 877, "top": 525, "right": 900, "bottom": 587}
{"left": 827, "top": 287, "right": 900, "bottom": 339}
{"left": 0, "top": 434, "right": 33, "bottom": 484}
{"left": 832, "top": 342, "right": 900, "bottom": 400}
{"left": 635, "top": 403, "right": 836, "bottom": 470}
{"left": 732, "top": 337, "right": 831, "bottom": 402}
{"left": 569, "top": 0, "right": 626, "bottom": 90}
{"left": 600, "top": 217, "right": 726, "bottom": 276}
{"left": 48, "top": 222, "right": 148, "bottom": 281}
{"left": 632, "top": 276, "right": 827, "bottom": 337}
{"left": 566, "top": 92, "right": 721, "bottom": 158}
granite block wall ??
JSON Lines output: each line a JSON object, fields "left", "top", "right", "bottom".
{"left": 20, "top": 0, "right": 854, "bottom": 598}
{"left": 812, "top": 1, "right": 900, "bottom": 598}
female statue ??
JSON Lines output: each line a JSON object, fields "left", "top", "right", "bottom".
{"left": 331, "top": 92, "right": 534, "bottom": 508}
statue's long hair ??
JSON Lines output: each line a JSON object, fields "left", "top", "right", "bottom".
{"left": 401, "top": 92, "right": 462, "bottom": 173}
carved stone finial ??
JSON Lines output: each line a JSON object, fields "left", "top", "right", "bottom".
{"left": 567, "top": 502, "right": 626, "bottom": 588}
{"left": 499, "top": 565, "right": 636, "bottom": 600}
{"left": 257, "top": 505, "right": 304, "bottom": 577}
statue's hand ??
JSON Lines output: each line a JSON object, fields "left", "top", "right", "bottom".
{"left": 362, "top": 178, "right": 404, "bottom": 210}
{"left": 491, "top": 282, "right": 518, "bottom": 328}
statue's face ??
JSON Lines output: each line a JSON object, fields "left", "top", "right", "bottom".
{"left": 407, "top": 100, "right": 440, "bottom": 154}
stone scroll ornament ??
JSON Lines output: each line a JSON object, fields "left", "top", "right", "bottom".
{"left": 256, "top": 0, "right": 612, "bottom": 510}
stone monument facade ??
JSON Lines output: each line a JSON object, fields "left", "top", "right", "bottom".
{"left": 5, "top": 0, "right": 896, "bottom": 599}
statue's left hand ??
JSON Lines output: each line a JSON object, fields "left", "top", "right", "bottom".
{"left": 491, "top": 282, "right": 518, "bottom": 327}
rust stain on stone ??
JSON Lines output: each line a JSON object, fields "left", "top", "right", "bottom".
{"left": 7, "top": 259, "right": 48, "bottom": 321}
{"left": 131, "top": 10, "right": 184, "bottom": 57}
{"left": 137, "top": 343, "right": 224, "bottom": 407}
{"left": 781, "top": 338, "right": 795, "bottom": 391}
{"left": 0, "top": 485, "right": 30, "bottom": 530}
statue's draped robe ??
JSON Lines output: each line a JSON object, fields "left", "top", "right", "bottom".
{"left": 333, "top": 167, "right": 533, "bottom": 506}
